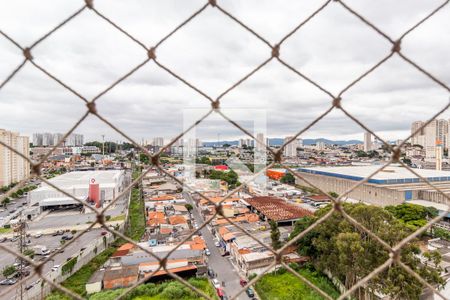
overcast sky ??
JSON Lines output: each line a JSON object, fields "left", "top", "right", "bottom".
{"left": 0, "top": 0, "right": 449, "bottom": 144}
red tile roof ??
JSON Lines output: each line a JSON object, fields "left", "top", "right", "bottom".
{"left": 246, "top": 196, "right": 312, "bottom": 221}
{"left": 169, "top": 215, "right": 187, "bottom": 225}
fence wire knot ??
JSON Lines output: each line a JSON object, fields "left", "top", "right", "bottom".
{"left": 86, "top": 101, "right": 97, "bottom": 114}
{"left": 392, "top": 40, "right": 402, "bottom": 53}
{"left": 148, "top": 47, "right": 157, "bottom": 60}
{"left": 271, "top": 44, "right": 280, "bottom": 58}
{"left": 211, "top": 100, "right": 220, "bottom": 110}
{"left": 85, "top": 0, "right": 94, "bottom": 9}
{"left": 332, "top": 97, "right": 342, "bottom": 108}
{"left": 23, "top": 48, "right": 33, "bottom": 60}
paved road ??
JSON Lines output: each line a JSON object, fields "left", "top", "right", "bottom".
{"left": 0, "top": 229, "right": 105, "bottom": 299}
{"left": 184, "top": 192, "right": 252, "bottom": 300}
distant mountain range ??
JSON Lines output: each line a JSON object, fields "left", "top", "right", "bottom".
{"left": 202, "top": 138, "right": 363, "bottom": 147}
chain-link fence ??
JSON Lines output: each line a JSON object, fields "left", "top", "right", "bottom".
{"left": 1, "top": 0, "right": 450, "bottom": 299}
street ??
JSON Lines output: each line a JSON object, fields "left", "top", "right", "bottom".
{"left": 0, "top": 228, "right": 105, "bottom": 299}
{"left": 184, "top": 192, "right": 252, "bottom": 300}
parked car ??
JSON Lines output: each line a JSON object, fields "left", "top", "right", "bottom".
{"left": 52, "top": 230, "right": 64, "bottom": 236}
{"left": 216, "top": 287, "right": 224, "bottom": 298}
{"left": 239, "top": 278, "right": 247, "bottom": 287}
{"left": 51, "top": 265, "right": 61, "bottom": 272}
{"left": 34, "top": 232, "right": 42, "bottom": 238}
{"left": 212, "top": 279, "right": 221, "bottom": 289}
{"left": 0, "top": 278, "right": 17, "bottom": 285}
{"left": 214, "top": 241, "right": 220, "bottom": 247}
{"left": 207, "top": 268, "right": 215, "bottom": 278}
{"left": 0, "top": 237, "right": 7, "bottom": 243}
{"left": 246, "top": 288, "right": 255, "bottom": 297}
{"left": 100, "top": 231, "right": 107, "bottom": 236}
{"left": 61, "top": 234, "right": 73, "bottom": 240}
{"left": 204, "top": 249, "right": 211, "bottom": 256}
{"left": 14, "top": 269, "right": 30, "bottom": 277}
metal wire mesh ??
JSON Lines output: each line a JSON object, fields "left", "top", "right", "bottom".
{"left": 1, "top": 0, "right": 450, "bottom": 299}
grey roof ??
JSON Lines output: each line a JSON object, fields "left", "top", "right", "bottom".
{"left": 87, "top": 269, "right": 105, "bottom": 284}
{"left": 121, "top": 249, "right": 203, "bottom": 266}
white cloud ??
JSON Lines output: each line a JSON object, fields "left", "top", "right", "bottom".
{"left": 0, "top": 0, "right": 448, "bottom": 144}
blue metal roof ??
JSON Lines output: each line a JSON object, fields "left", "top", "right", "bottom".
{"left": 297, "top": 168, "right": 449, "bottom": 185}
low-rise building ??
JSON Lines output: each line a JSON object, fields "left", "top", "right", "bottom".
{"left": 103, "top": 265, "right": 139, "bottom": 290}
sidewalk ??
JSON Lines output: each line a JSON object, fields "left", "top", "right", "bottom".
{"left": 0, "top": 220, "right": 124, "bottom": 238}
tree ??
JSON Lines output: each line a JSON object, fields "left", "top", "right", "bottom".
{"left": 367, "top": 150, "right": 379, "bottom": 158}
{"left": 185, "top": 204, "right": 193, "bottom": 211}
{"left": 402, "top": 157, "right": 412, "bottom": 166}
{"left": 269, "top": 220, "right": 282, "bottom": 250}
{"left": 328, "top": 191, "right": 339, "bottom": 198}
{"left": 208, "top": 170, "right": 240, "bottom": 189}
{"left": 280, "top": 173, "right": 295, "bottom": 185}
{"left": 1, "top": 197, "right": 10, "bottom": 208}
{"left": 385, "top": 203, "right": 437, "bottom": 230}
{"left": 139, "top": 153, "right": 150, "bottom": 165}
{"left": 3, "top": 265, "right": 16, "bottom": 277}
{"left": 23, "top": 249, "right": 35, "bottom": 258}
{"left": 290, "top": 203, "right": 444, "bottom": 299}
{"left": 355, "top": 150, "right": 368, "bottom": 157}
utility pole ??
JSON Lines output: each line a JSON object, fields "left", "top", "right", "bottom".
{"left": 101, "top": 135, "right": 105, "bottom": 156}
{"left": 14, "top": 216, "right": 27, "bottom": 300}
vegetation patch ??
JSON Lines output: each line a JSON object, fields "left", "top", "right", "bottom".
{"left": 61, "top": 256, "right": 78, "bottom": 276}
{"left": 88, "top": 277, "right": 217, "bottom": 300}
{"left": 255, "top": 266, "right": 339, "bottom": 300}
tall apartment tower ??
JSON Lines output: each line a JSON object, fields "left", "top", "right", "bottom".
{"left": 436, "top": 139, "right": 443, "bottom": 171}
{"left": 411, "top": 121, "right": 425, "bottom": 146}
{"left": 152, "top": 137, "right": 164, "bottom": 147}
{"left": 283, "top": 136, "right": 298, "bottom": 158}
{"left": 437, "top": 119, "right": 448, "bottom": 149}
{"left": 425, "top": 120, "right": 438, "bottom": 159}
{"left": 42, "top": 132, "right": 54, "bottom": 146}
{"left": 0, "top": 129, "right": 30, "bottom": 187}
{"left": 255, "top": 133, "right": 265, "bottom": 153}
{"left": 32, "top": 133, "right": 43, "bottom": 146}
{"left": 364, "top": 132, "right": 372, "bottom": 152}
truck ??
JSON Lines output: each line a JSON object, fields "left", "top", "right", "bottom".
{"left": 33, "top": 245, "right": 50, "bottom": 255}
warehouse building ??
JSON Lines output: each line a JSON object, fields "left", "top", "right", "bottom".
{"left": 296, "top": 165, "right": 450, "bottom": 206}
{"left": 28, "top": 170, "right": 124, "bottom": 210}
{"left": 245, "top": 196, "right": 312, "bottom": 225}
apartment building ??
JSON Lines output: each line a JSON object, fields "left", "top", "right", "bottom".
{"left": 33, "top": 132, "right": 84, "bottom": 147}
{"left": 411, "top": 119, "right": 449, "bottom": 159}
{"left": 283, "top": 136, "right": 298, "bottom": 158}
{"left": 0, "top": 129, "right": 30, "bottom": 187}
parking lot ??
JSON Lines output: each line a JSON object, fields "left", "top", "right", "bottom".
{"left": 0, "top": 228, "right": 105, "bottom": 297}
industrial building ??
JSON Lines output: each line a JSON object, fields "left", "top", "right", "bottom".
{"left": 245, "top": 196, "right": 312, "bottom": 225}
{"left": 296, "top": 165, "right": 450, "bottom": 206}
{"left": 28, "top": 170, "right": 124, "bottom": 210}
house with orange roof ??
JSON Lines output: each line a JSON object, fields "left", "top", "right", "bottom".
{"left": 147, "top": 211, "right": 167, "bottom": 228}
{"left": 168, "top": 215, "right": 189, "bottom": 230}
{"left": 112, "top": 243, "right": 135, "bottom": 257}
{"left": 149, "top": 194, "right": 175, "bottom": 201}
